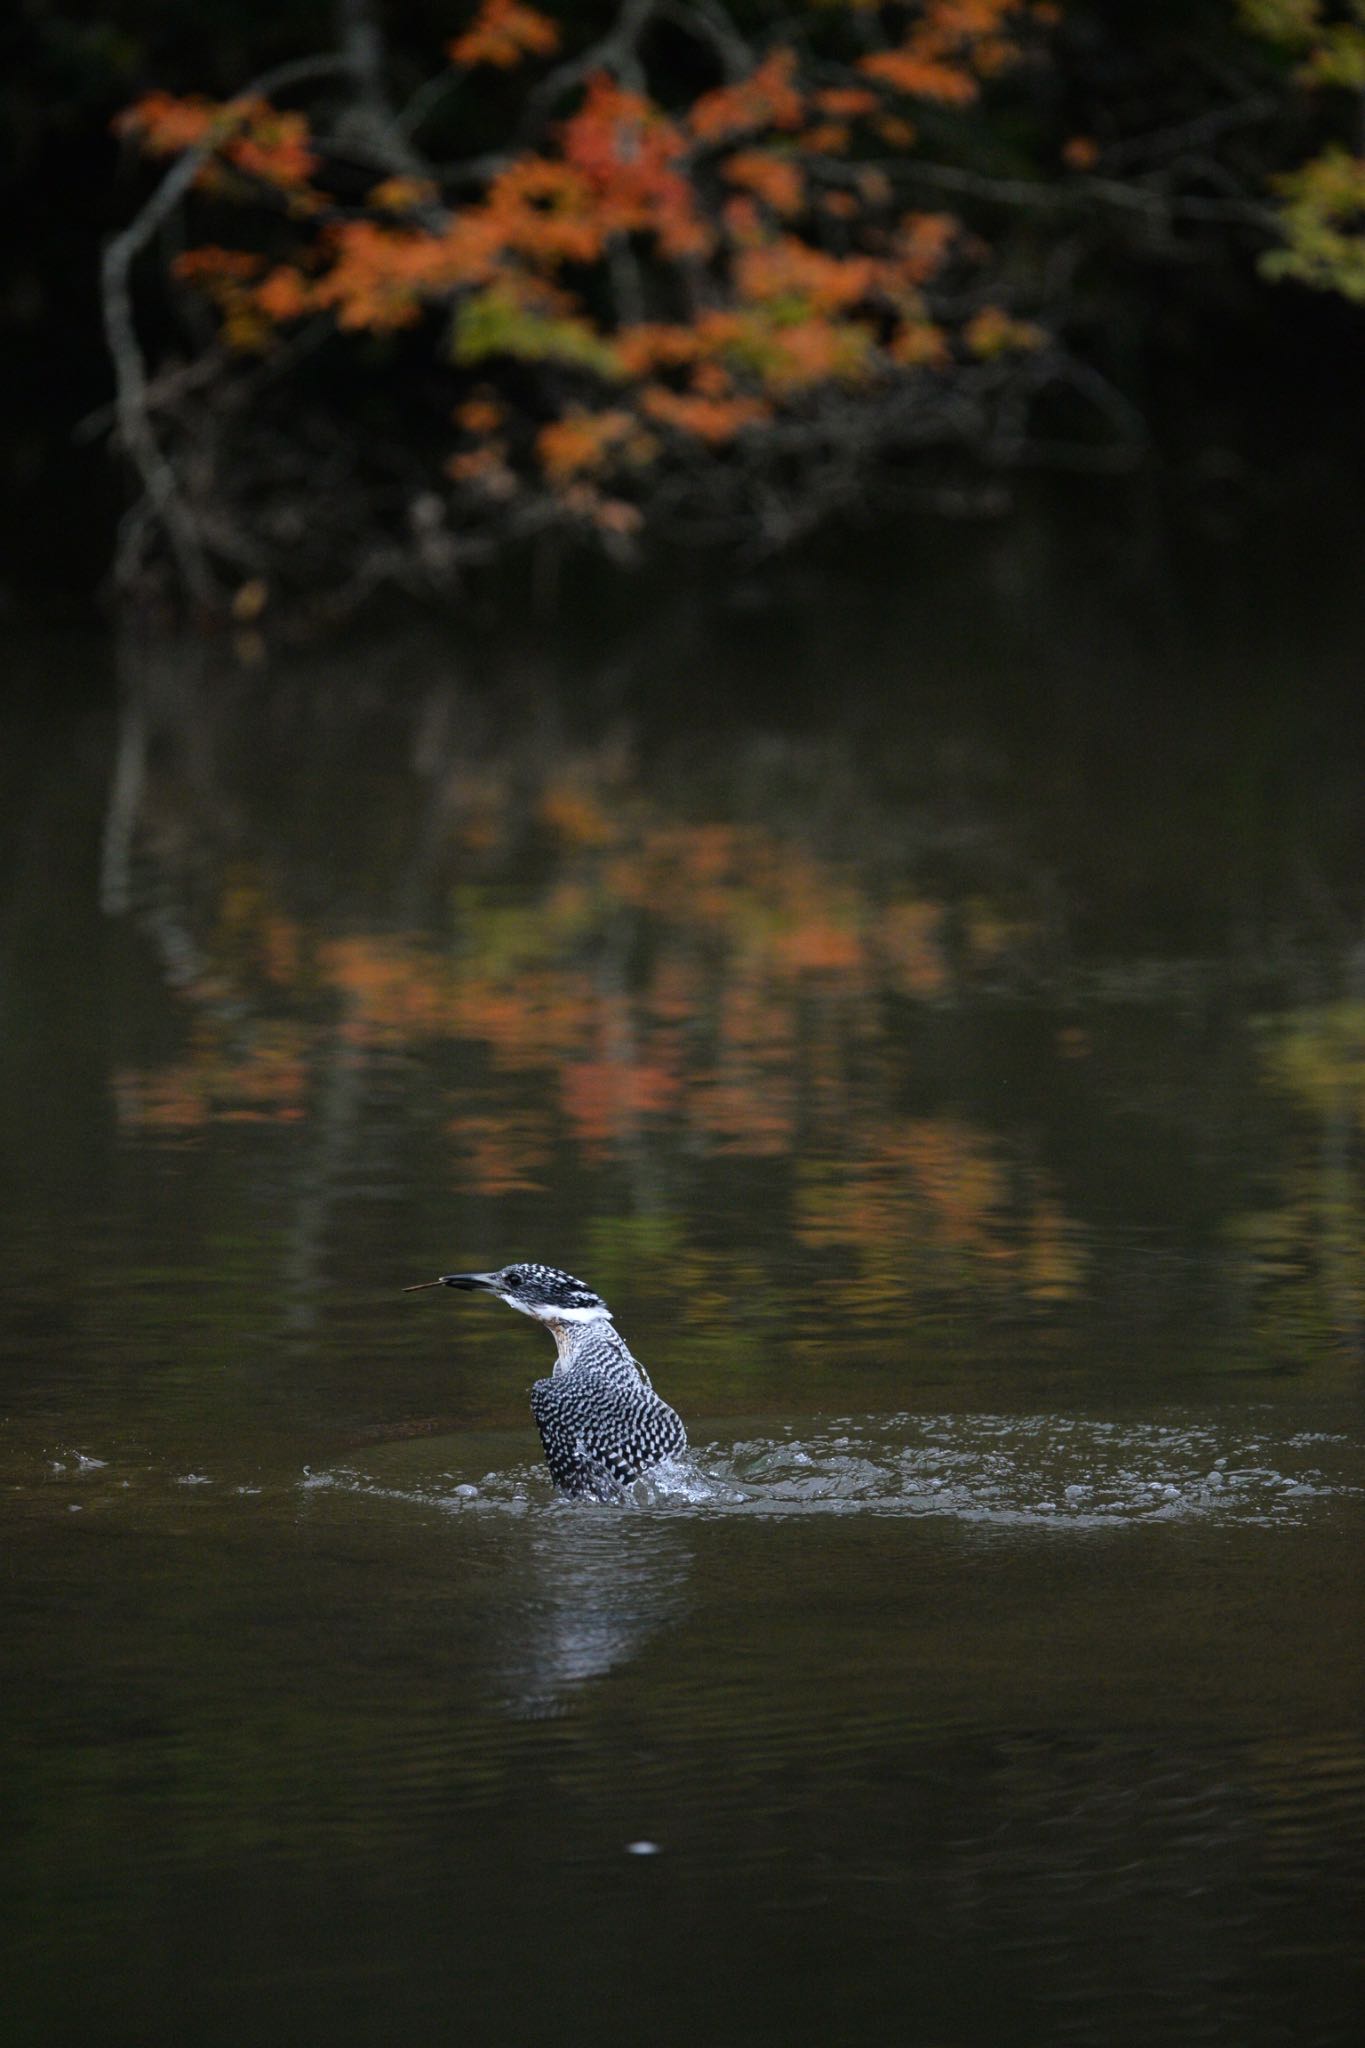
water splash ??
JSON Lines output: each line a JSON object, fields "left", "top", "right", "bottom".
{"left": 303, "top": 1411, "right": 1360, "bottom": 1528}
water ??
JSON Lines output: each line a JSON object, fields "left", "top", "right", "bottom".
{"left": 2, "top": 561, "right": 1362, "bottom": 2046}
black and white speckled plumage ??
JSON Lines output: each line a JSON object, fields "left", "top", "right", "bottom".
{"left": 435, "top": 1262, "right": 687, "bottom": 1500}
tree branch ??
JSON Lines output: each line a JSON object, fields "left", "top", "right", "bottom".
{"left": 101, "top": 51, "right": 347, "bottom": 603}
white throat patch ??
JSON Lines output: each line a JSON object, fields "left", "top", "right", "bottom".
{"left": 517, "top": 1299, "right": 610, "bottom": 1325}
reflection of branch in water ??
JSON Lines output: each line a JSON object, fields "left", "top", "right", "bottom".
{"left": 280, "top": 1015, "right": 369, "bottom": 1335}
{"left": 488, "top": 1516, "right": 692, "bottom": 1721}
{"left": 1320, "top": 931, "right": 1365, "bottom": 1361}
{"left": 99, "top": 647, "right": 247, "bottom": 1017}
{"left": 98, "top": 682, "right": 148, "bottom": 919}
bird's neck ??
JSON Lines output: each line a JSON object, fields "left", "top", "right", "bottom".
{"left": 543, "top": 1314, "right": 621, "bottom": 1370}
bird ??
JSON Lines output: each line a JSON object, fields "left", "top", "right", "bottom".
{"left": 404, "top": 1262, "right": 688, "bottom": 1500}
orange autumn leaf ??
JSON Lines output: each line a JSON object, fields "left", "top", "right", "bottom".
{"left": 690, "top": 50, "right": 803, "bottom": 142}
{"left": 894, "top": 210, "right": 958, "bottom": 284}
{"left": 446, "top": 444, "right": 518, "bottom": 495}
{"left": 963, "top": 304, "right": 1045, "bottom": 355}
{"left": 454, "top": 392, "right": 505, "bottom": 434}
{"left": 116, "top": 91, "right": 317, "bottom": 189}
{"left": 369, "top": 175, "right": 440, "bottom": 213}
{"left": 723, "top": 150, "right": 805, "bottom": 217}
{"left": 814, "top": 87, "right": 879, "bottom": 119}
{"left": 115, "top": 90, "right": 221, "bottom": 154}
{"left": 449, "top": 0, "right": 560, "bottom": 70}
{"left": 857, "top": 0, "right": 1028, "bottom": 108}
{"left": 734, "top": 236, "right": 877, "bottom": 313}
{"left": 254, "top": 265, "right": 312, "bottom": 321}
{"left": 889, "top": 319, "right": 949, "bottom": 366}
{"left": 172, "top": 246, "right": 263, "bottom": 283}
{"left": 538, "top": 783, "right": 619, "bottom": 843}
{"left": 536, "top": 408, "right": 635, "bottom": 481}
{"left": 615, "top": 322, "right": 704, "bottom": 375}
{"left": 560, "top": 76, "right": 708, "bottom": 258}
{"left": 228, "top": 107, "right": 316, "bottom": 189}
{"left": 593, "top": 496, "right": 644, "bottom": 536}
{"left": 859, "top": 48, "right": 981, "bottom": 104}
{"left": 640, "top": 386, "right": 771, "bottom": 442}
{"left": 797, "top": 122, "right": 851, "bottom": 157}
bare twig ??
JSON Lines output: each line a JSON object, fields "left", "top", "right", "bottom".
{"left": 520, "top": 0, "right": 659, "bottom": 128}
{"left": 657, "top": 0, "right": 753, "bottom": 80}
{"left": 335, "top": 0, "right": 440, "bottom": 198}
{"left": 101, "top": 51, "right": 347, "bottom": 602}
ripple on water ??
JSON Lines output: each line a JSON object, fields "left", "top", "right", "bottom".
{"left": 301, "top": 1411, "right": 1361, "bottom": 1528}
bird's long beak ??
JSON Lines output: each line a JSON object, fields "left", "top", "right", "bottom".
{"left": 402, "top": 1271, "right": 501, "bottom": 1294}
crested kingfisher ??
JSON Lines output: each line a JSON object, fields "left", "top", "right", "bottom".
{"left": 406, "top": 1262, "right": 687, "bottom": 1499}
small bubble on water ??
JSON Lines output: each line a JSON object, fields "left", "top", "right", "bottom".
{"left": 626, "top": 1840, "right": 661, "bottom": 1856}
{"left": 454, "top": 1483, "right": 479, "bottom": 1498}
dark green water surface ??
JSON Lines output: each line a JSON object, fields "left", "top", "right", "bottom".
{"left": 2, "top": 574, "right": 1362, "bottom": 2046}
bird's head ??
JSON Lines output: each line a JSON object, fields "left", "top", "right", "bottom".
{"left": 407, "top": 1262, "right": 612, "bottom": 1325}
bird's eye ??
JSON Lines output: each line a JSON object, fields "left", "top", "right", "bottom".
{"left": 505, "top": 1269, "right": 526, "bottom": 1290}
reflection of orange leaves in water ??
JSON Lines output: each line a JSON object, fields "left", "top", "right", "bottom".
{"left": 114, "top": 1064, "right": 212, "bottom": 1131}
{"left": 562, "top": 1055, "right": 681, "bottom": 1146}
{"left": 1023, "top": 1199, "right": 1085, "bottom": 1301}
{"left": 964, "top": 900, "right": 1033, "bottom": 964}
{"left": 720, "top": 977, "right": 796, "bottom": 1056}
{"left": 111, "top": 763, "right": 1050, "bottom": 1207}
{"left": 695, "top": 976, "right": 795, "bottom": 1154}
{"left": 647, "top": 958, "right": 700, "bottom": 1024}
{"left": 693, "top": 1078, "right": 794, "bottom": 1156}
{"left": 319, "top": 937, "right": 451, "bottom": 1041}
{"left": 880, "top": 900, "right": 947, "bottom": 996}
{"left": 259, "top": 912, "right": 302, "bottom": 984}
{"left": 797, "top": 1118, "right": 1008, "bottom": 1254}
{"left": 900, "top": 1117, "right": 1005, "bottom": 1247}
{"left": 450, "top": 969, "right": 597, "bottom": 1068}
{"left": 773, "top": 918, "right": 863, "bottom": 973}
{"left": 538, "top": 782, "right": 619, "bottom": 844}
{"left": 447, "top": 1112, "right": 551, "bottom": 1194}
{"left": 113, "top": 1024, "right": 310, "bottom": 1131}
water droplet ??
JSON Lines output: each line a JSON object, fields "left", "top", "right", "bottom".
{"left": 626, "top": 1840, "right": 660, "bottom": 1856}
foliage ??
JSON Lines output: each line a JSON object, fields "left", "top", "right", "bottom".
{"left": 103, "top": 1, "right": 1076, "bottom": 606}
{"left": 1243, "top": 0, "right": 1365, "bottom": 296}
{"left": 102, "top": 0, "right": 1365, "bottom": 614}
